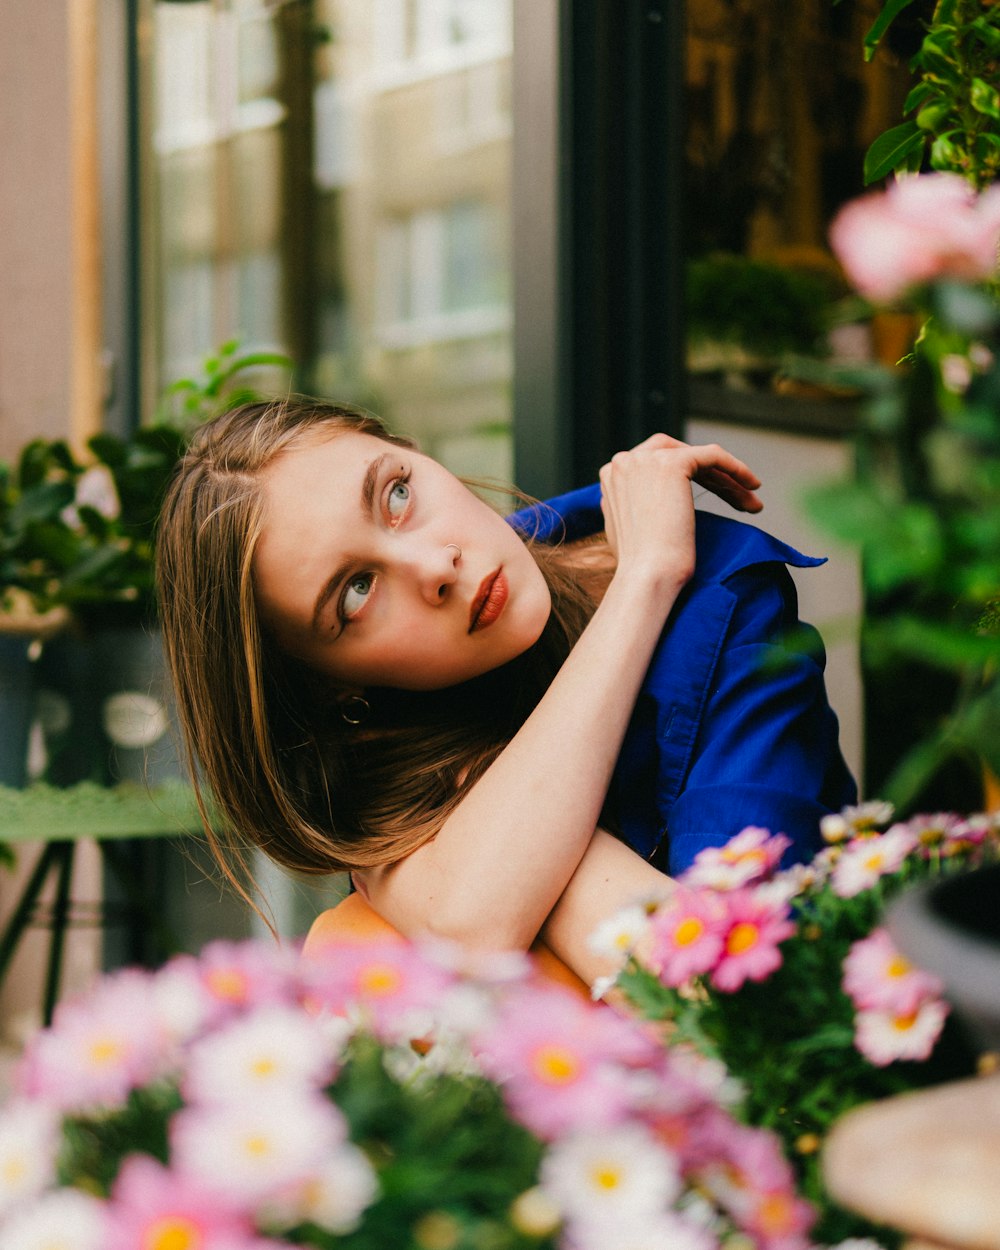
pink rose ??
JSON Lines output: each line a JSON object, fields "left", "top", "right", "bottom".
{"left": 830, "top": 173, "right": 1000, "bottom": 302}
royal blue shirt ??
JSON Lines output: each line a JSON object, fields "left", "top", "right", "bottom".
{"left": 507, "top": 484, "right": 857, "bottom": 875}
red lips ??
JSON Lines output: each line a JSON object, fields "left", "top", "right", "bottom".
{"left": 469, "top": 569, "right": 508, "bottom": 633}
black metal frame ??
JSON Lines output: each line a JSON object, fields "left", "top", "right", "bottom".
{"left": 513, "top": 0, "right": 686, "bottom": 498}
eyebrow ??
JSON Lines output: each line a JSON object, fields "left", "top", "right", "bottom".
{"left": 310, "top": 452, "right": 389, "bottom": 634}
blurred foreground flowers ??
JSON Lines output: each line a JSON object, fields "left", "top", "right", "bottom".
{"left": 603, "top": 809, "right": 1000, "bottom": 1246}
{"left": 0, "top": 934, "right": 814, "bottom": 1250}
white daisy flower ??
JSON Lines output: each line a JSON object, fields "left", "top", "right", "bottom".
{"left": 171, "top": 1092, "right": 346, "bottom": 1203}
{"left": 297, "top": 1143, "right": 379, "bottom": 1233}
{"left": 587, "top": 904, "right": 651, "bottom": 963}
{"left": 853, "top": 999, "right": 949, "bottom": 1067}
{"left": 540, "top": 1125, "right": 681, "bottom": 1226}
{"left": 183, "top": 1004, "right": 335, "bottom": 1105}
{"left": 0, "top": 1101, "right": 60, "bottom": 1219}
{"left": 567, "top": 1210, "right": 715, "bottom": 1250}
{"left": 0, "top": 1188, "right": 106, "bottom": 1250}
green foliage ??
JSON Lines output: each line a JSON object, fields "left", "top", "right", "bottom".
{"left": 0, "top": 342, "right": 291, "bottom": 625}
{"left": 57, "top": 1032, "right": 553, "bottom": 1250}
{"left": 862, "top": 0, "right": 1000, "bottom": 188}
{"left": 806, "top": 279, "right": 1000, "bottom": 806}
{"left": 686, "top": 253, "right": 838, "bottom": 360}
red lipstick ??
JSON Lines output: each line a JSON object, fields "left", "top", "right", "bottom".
{"left": 469, "top": 569, "right": 508, "bottom": 633}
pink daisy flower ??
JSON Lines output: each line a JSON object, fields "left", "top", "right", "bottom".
{"left": 645, "top": 888, "right": 727, "bottom": 987}
{"left": 104, "top": 1154, "right": 259, "bottom": 1250}
{"left": 853, "top": 999, "right": 949, "bottom": 1067}
{"left": 302, "top": 940, "right": 455, "bottom": 1039}
{"left": 191, "top": 941, "right": 300, "bottom": 1021}
{"left": 16, "top": 970, "right": 170, "bottom": 1114}
{"left": 710, "top": 890, "right": 795, "bottom": 993}
{"left": 473, "top": 984, "right": 656, "bottom": 1139}
{"left": 682, "top": 828, "right": 791, "bottom": 891}
{"left": 842, "top": 928, "right": 943, "bottom": 1016}
{"left": 830, "top": 825, "right": 919, "bottom": 898}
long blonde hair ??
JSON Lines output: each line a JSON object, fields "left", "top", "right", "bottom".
{"left": 156, "top": 398, "right": 608, "bottom": 902}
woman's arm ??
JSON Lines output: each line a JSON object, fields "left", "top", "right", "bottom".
{"left": 537, "top": 828, "right": 673, "bottom": 988}
{"left": 361, "top": 438, "right": 761, "bottom": 952}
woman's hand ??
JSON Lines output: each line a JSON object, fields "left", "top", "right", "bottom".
{"left": 628, "top": 432, "right": 763, "bottom": 514}
{"left": 599, "top": 436, "right": 762, "bottom": 593}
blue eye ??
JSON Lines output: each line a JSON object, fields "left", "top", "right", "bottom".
{"left": 387, "top": 477, "right": 411, "bottom": 521}
{"left": 342, "top": 573, "right": 374, "bottom": 620}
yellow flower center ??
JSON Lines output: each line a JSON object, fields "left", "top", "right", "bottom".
{"left": 756, "top": 1192, "right": 794, "bottom": 1234}
{"left": 243, "top": 1134, "right": 271, "bottom": 1158}
{"left": 357, "top": 964, "right": 403, "bottom": 996}
{"left": 863, "top": 852, "right": 885, "bottom": 872}
{"left": 887, "top": 955, "right": 911, "bottom": 979}
{"left": 591, "top": 1165, "right": 622, "bottom": 1191}
{"left": 251, "top": 1056, "right": 277, "bottom": 1078}
{"left": 204, "top": 969, "right": 247, "bottom": 1001}
{"left": 88, "top": 1037, "right": 124, "bottom": 1067}
{"left": 144, "top": 1217, "right": 202, "bottom": 1250}
{"left": 893, "top": 1012, "right": 918, "bottom": 1032}
{"left": 726, "top": 922, "right": 760, "bottom": 955}
{"left": 723, "top": 847, "right": 766, "bottom": 867}
{"left": 2, "top": 1156, "right": 26, "bottom": 1185}
{"left": 531, "top": 1044, "right": 581, "bottom": 1085}
{"left": 674, "top": 916, "right": 705, "bottom": 947}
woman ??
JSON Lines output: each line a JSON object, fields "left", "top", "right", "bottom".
{"left": 156, "top": 398, "right": 855, "bottom": 984}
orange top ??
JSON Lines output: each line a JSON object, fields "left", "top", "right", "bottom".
{"left": 304, "top": 892, "right": 592, "bottom": 1000}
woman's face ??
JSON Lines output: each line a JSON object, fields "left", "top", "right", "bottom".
{"left": 253, "top": 430, "right": 553, "bottom": 691}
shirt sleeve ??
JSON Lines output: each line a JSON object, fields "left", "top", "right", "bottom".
{"left": 656, "top": 563, "right": 857, "bottom": 876}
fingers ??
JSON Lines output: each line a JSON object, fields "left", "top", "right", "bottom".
{"left": 619, "top": 434, "right": 763, "bottom": 513}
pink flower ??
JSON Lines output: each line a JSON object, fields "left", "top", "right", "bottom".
{"left": 853, "top": 998, "right": 949, "bottom": 1067}
{"left": 682, "top": 828, "right": 791, "bottom": 890}
{"left": 693, "top": 1118, "right": 813, "bottom": 1248}
{"left": 191, "top": 941, "right": 300, "bottom": 1020}
{"left": 645, "top": 888, "right": 727, "bottom": 986}
{"left": 830, "top": 173, "right": 1000, "bottom": 302}
{"left": 473, "top": 984, "right": 657, "bottom": 1139}
{"left": 104, "top": 1154, "right": 260, "bottom": 1250}
{"left": 710, "top": 890, "right": 795, "bottom": 993}
{"left": 302, "top": 940, "right": 455, "bottom": 1039}
{"left": 16, "top": 970, "right": 170, "bottom": 1114}
{"left": 842, "top": 927, "right": 943, "bottom": 1016}
{"left": 831, "top": 825, "right": 919, "bottom": 898}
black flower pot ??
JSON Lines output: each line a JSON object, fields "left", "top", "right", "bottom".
{"left": 0, "top": 634, "right": 37, "bottom": 787}
{"left": 888, "top": 864, "right": 1000, "bottom": 1053}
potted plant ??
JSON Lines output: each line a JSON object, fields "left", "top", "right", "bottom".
{"left": 25, "top": 341, "right": 291, "bottom": 789}
{"left": 0, "top": 442, "right": 77, "bottom": 787}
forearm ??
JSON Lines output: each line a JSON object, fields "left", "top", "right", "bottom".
{"left": 538, "top": 828, "right": 673, "bottom": 987}
{"left": 366, "top": 567, "right": 684, "bottom": 949}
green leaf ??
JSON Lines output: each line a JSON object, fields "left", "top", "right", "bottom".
{"left": 930, "top": 132, "right": 961, "bottom": 169}
{"left": 903, "top": 81, "right": 936, "bottom": 114}
{"left": 864, "top": 121, "right": 925, "bottom": 184}
{"left": 863, "top": 0, "right": 918, "bottom": 61}
{"left": 971, "top": 77, "right": 1000, "bottom": 120}
{"left": 970, "top": 16, "right": 1000, "bottom": 52}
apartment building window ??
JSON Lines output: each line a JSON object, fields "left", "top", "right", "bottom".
{"left": 374, "top": 0, "right": 511, "bottom": 72}
{"left": 377, "top": 200, "right": 509, "bottom": 346}
{"left": 147, "top": 0, "right": 287, "bottom": 386}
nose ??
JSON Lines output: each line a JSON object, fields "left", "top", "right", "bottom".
{"left": 405, "top": 539, "right": 461, "bottom": 605}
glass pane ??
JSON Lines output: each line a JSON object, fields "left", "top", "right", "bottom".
{"left": 310, "top": 0, "right": 514, "bottom": 479}
{"left": 684, "top": 0, "right": 914, "bottom": 384}
{"left": 145, "top": 0, "right": 514, "bottom": 482}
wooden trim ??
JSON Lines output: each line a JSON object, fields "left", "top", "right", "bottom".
{"left": 68, "top": 0, "right": 104, "bottom": 449}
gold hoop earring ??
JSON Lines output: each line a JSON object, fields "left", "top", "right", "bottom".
{"left": 340, "top": 695, "right": 370, "bottom": 726}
